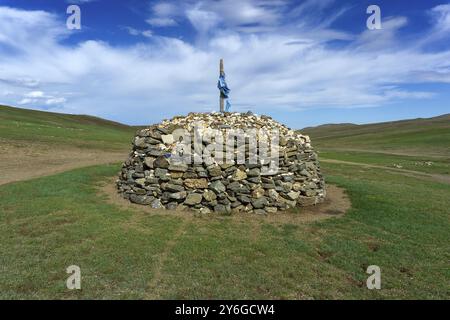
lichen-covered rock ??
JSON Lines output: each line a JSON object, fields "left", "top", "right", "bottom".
{"left": 116, "top": 112, "right": 326, "bottom": 214}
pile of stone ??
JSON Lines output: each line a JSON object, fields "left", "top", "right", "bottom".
{"left": 116, "top": 112, "right": 325, "bottom": 214}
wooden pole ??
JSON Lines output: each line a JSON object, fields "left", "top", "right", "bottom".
{"left": 219, "top": 58, "right": 224, "bottom": 113}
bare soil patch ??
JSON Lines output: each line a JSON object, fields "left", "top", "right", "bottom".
{"left": 99, "top": 179, "right": 351, "bottom": 224}
{"left": 0, "top": 139, "right": 126, "bottom": 186}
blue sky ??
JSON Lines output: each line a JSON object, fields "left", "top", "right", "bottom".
{"left": 0, "top": 0, "right": 449, "bottom": 128}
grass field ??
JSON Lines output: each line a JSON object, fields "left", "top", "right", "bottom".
{"left": 0, "top": 104, "right": 136, "bottom": 151}
{"left": 0, "top": 107, "right": 449, "bottom": 299}
{"left": 0, "top": 162, "right": 448, "bottom": 299}
{"left": 0, "top": 105, "right": 138, "bottom": 186}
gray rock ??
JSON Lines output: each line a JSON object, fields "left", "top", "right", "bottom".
{"left": 232, "top": 169, "right": 247, "bottom": 181}
{"left": 251, "top": 197, "right": 268, "bottom": 209}
{"left": 169, "top": 191, "right": 187, "bottom": 200}
{"left": 154, "top": 156, "right": 169, "bottom": 169}
{"left": 164, "top": 184, "right": 185, "bottom": 192}
{"left": 184, "top": 178, "right": 208, "bottom": 189}
{"left": 135, "top": 178, "right": 146, "bottom": 187}
{"left": 154, "top": 168, "right": 168, "bottom": 178}
{"left": 285, "top": 191, "right": 300, "bottom": 200}
{"left": 209, "top": 180, "right": 226, "bottom": 194}
{"left": 168, "top": 163, "right": 188, "bottom": 172}
{"left": 297, "top": 196, "right": 316, "bottom": 206}
{"left": 184, "top": 193, "right": 203, "bottom": 205}
{"left": 214, "top": 204, "right": 231, "bottom": 215}
{"left": 203, "top": 189, "right": 217, "bottom": 202}
{"left": 247, "top": 168, "right": 260, "bottom": 177}
{"left": 237, "top": 195, "right": 251, "bottom": 204}
{"left": 207, "top": 165, "right": 222, "bottom": 177}
{"left": 165, "top": 202, "right": 178, "bottom": 210}
{"left": 265, "top": 207, "right": 278, "bottom": 213}
{"left": 130, "top": 194, "right": 153, "bottom": 205}
{"left": 147, "top": 148, "right": 164, "bottom": 157}
{"left": 151, "top": 199, "right": 163, "bottom": 209}
{"left": 134, "top": 137, "right": 148, "bottom": 148}
{"left": 143, "top": 157, "right": 155, "bottom": 169}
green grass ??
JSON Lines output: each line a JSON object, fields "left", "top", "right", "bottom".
{"left": 1, "top": 163, "right": 449, "bottom": 299}
{"left": 302, "top": 114, "right": 450, "bottom": 156}
{"left": 1, "top": 106, "right": 449, "bottom": 299}
{"left": 0, "top": 105, "right": 137, "bottom": 151}
{"left": 319, "top": 150, "right": 450, "bottom": 175}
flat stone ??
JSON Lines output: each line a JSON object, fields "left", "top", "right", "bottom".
{"left": 214, "top": 204, "right": 231, "bottom": 215}
{"left": 267, "top": 189, "right": 280, "bottom": 200}
{"left": 209, "top": 180, "right": 226, "bottom": 194}
{"left": 237, "top": 195, "right": 251, "bottom": 204}
{"left": 168, "top": 163, "right": 188, "bottom": 172}
{"left": 154, "top": 156, "right": 169, "bottom": 169}
{"left": 148, "top": 130, "right": 162, "bottom": 140}
{"left": 143, "top": 157, "right": 155, "bottom": 169}
{"left": 164, "top": 183, "right": 185, "bottom": 192}
{"left": 292, "top": 182, "right": 302, "bottom": 191}
{"left": 134, "top": 137, "right": 148, "bottom": 148}
{"left": 130, "top": 194, "right": 153, "bottom": 205}
{"left": 184, "top": 193, "right": 203, "bottom": 205}
{"left": 232, "top": 169, "right": 247, "bottom": 181}
{"left": 265, "top": 207, "right": 278, "bottom": 213}
{"left": 151, "top": 199, "right": 163, "bottom": 209}
{"left": 146, "top": 137, "right": 161, "bottom": 145}
{"left": 251, "top": 197, "right": 268, "bottom": 209}
{"left": 247, "top": 177, "right": 261, "bottom": 183}
{"left": 184, "top": 178, "right": 208, "bottom": 189}
{"left": 247, "top": 168, "right": 260, "bottom": 177}
{"left": 227, "top": 181, "right": 243, "bottom": 193}
{"left": 169, "top": 171, "right": 184, "bottom": 178}
{"left": 199, "top": 207, "right": 211, "bottom": 214}
{"left": 169, "top": 191, "right": 187, "bottom": 200}
{"left": 203, "top": 189, "right": 217, "bottom": 202}
{"left": 147, "top": 148, "right": 164, "bottom": 157}
{"left": 135, "top": 178, "right": 146, "bottom": 187}
{"left": 207, "top": 165, "right": 222, "bottom": 177}
{"left": 251, "top": 187, "right": 265, "bottom": 199}
{"left": 161, "top": 134, "right": 175, "bottom": 144}
{"left": 297, "top": 196, "right": 316, "bottom": 206}
{"left": 154, "top": 168, "right": 168, "bottom": 178}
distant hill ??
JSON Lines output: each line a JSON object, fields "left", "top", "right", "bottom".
{"left": 301, "top": 114, "right": 450, "bottom": 156}
{"left": 0, "top": 105, "right": 137, "bottom": 151}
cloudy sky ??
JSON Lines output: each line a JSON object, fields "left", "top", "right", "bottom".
{"left": 0, "top": 0, "right": 449, "bottom": 128}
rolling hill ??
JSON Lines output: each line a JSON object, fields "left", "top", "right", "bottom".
{"left": 0, "top": 105, "right": 139, "bottom": 185}
{"left": 0, "top": 104, "right": 138, "bottom": 151}
{"left": 301, "top": 114, "right": 450, "bottom": 157}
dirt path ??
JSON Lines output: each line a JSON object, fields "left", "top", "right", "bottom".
{"left": 99, "top": 179, "right": 351, "bottom": 224}
{"left": 319, "top": 147, "right": 449, "bottom": 159}
{"left": 321, "top": 159, "right": 450, "bottom": 184}
{"left": 0, "top": 140, "right": 127, "bottom": 186}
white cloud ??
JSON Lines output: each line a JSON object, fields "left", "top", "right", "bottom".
{"left": 123, "top": 26, "right": 153, "bottom": 38}
{"left": 186, "top": 7, "right": 221, "bottom": 34}
{"left": 18, "top": 90, "right": 66, "bottom": 106}
{"left": 0, "top": 3, "right": 449, "bottom": 125}
{"left": 146, "top": 17, "right": 178, "bottom": 27}
{"left": 45, "top": 97, "right": 67, "bottom": 105}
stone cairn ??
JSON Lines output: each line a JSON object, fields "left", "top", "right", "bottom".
{"left": 116, "top": 112, "right": 325, "bottom": 214}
